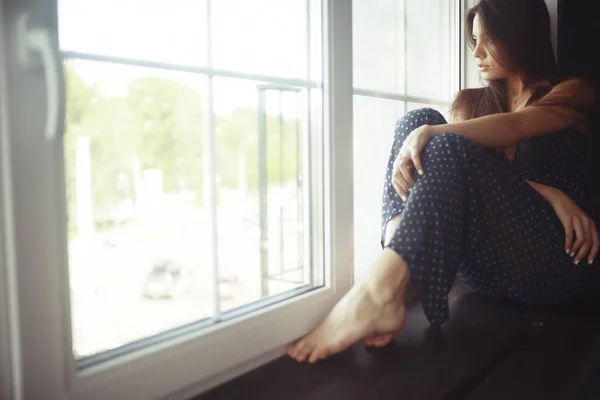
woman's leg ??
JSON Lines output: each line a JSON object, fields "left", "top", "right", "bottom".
{"left": 364, "top": 109, "right": 447, "bottom": 348}
{"left": 380, "top": 109, "right": 447, "bottom": 247}
{"left": 287, "top": 109, "right": 448, "bottom": 362}
{"left": 286, "top": 246, "right": 410, "bottom": 363}
{"left": 364, "top": 212, "right": 427, "bottom": 347}
{"left": 363, "top": 213, "right": 407, "bottom": 347}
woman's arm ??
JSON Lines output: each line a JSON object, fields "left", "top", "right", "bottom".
{"left": 430, "top": 79, "right": 595, "bottom": 148}
{"left": 525, "top": 179, "right": 562, "bottom": 205}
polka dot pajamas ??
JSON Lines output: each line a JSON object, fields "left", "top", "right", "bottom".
{"left": 381, "top": 108, "right": 600, "bottom": 326}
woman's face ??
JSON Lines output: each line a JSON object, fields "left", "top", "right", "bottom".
{"left": 472, "top": 14, "right": 511, "bottom": 80}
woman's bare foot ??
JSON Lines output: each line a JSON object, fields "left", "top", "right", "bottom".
{"left": 363, "top": 281, "right": 420, "bottom": 347}
{"left": 363, "top": 333, "right": 397, "bottom": 347}
{"left": 287, "top": 249, "right": 410, "bottom": 363}
{"left": 362, "top": 214, "right": 406, "bottom": 349}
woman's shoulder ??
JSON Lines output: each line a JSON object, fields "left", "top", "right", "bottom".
{"left": 529, "top": 78, "right": 596, "bottom": 134}
{"left": 553, "top": 78, "right": 594, "bottom": 92}
{"left": 545, "top": 78, "right": 596, "bottom": 106}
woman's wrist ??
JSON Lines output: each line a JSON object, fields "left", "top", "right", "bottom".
{"left": 546, "top": 187, "right": 566, "bottom": 207}
{"left": 526, "top": 179, "right": 564, "bottom": 206}
{"left": 427, "top": 124, "right": 446, "bottom": 137}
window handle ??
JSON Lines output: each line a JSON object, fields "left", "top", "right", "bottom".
{"left": 17, "top": 12, "right": 65, "bottom": 141}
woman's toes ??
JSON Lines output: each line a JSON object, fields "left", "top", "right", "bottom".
{"left": 288, "top": 339, "right": 306, "bottom": 360}
{"left": 286, "top": 345, "right": 296, "bottom": 358}
{"left": 364, "top": 333, "right": 396, "bottom": 348}
{"left": 297, "top": 348, "right": 310, "bottom": 362}
{"left": 288, "top": 344, "right": 301, "bottom": 359}
{"left": 308, "top": 349, "right": 322, "bottom": 364}
{"left": 372, "top": 335, "right": 394, "bottom": 347}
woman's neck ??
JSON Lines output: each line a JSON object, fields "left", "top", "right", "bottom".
{"left": 505, "top": 74, "right": 529, "bottom": 99}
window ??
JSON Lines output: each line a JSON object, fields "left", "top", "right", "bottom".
{"left": 352, "top": 0, "right": 460, "bottom": 278}
{"left": 59, "top": 0, "right": 330, "bottom": 359}
{"left": 3, "top": 0, "right": 353, "bottom": 398}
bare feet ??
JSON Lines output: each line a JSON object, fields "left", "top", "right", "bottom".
{"left": 287, "top": 249, "right": 410, "bottom": 363}
{"left": 363, "top": 333, "right": 397, "bottom": 347}
{"left": 363, "top": 281, "right": 420, "bottom": 347}
{"left": 361, "top": 213, "right": 407, "bottom": 349}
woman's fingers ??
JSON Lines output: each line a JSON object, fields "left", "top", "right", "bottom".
{"left": 399, "top": 160, "right": 415, "bottom": 189}
{"left": 570, "top": 218, "right": 585, "bottom": 260}
{"left": 589, "top": 223, "right": 599, "bottom": 264}
{"left": 391, "top": 176, "right": 402, "bottom": 197}
{"left": 563, "top": 214, "right": 598, "bottom": 265}
{"left": 392, "top": 173, "right": 409, "bottom": 201}
{"left": 391, "top": 159, "right": 404, "bottom": 199}
{"left": 393, "top": 153, "right": 416, "bottom": 201}
{"left": 411, "top": 149, "right": 424, "bottom": 176}
{"left": 574, "top": 218, "right": 592, "bottom": 265}
{"left": 573, "top": 223, "right": 592, "bottom": 265}
{"left": 392, "top": 143, "right": 423, "bottom": 201}
{"left": 564, "top": 219, "right": 574, "bottom": 254}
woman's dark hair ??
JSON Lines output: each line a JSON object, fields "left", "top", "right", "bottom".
{"left": 451, "top": 0, "right": 589, "bottom": 120}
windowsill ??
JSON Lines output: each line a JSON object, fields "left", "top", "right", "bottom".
{"left": 192, "top": 281, "right": 600, "bottom": 400}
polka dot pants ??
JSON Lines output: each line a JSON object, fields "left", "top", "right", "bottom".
{"left": 381, "top": 108, "right": 600, "bottom": 326}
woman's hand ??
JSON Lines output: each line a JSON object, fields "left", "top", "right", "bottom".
{"left": 549, "top": 190, "right": 599, "bottom": 265}
{"left": 392, "top": 125, "right": 436, "bottom": 201}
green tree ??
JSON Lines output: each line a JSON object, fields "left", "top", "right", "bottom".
{"left": 216, "top": 107, "right": 302, "bottom": 190}
{"left": 64, "top": 64, "right": 302, "bottom": 233}
{"left": 63, "top": 64, "right": 101, "bottom": 226}
{"left": 64, "top": 68, "right": 206, "bottom": 225}
{"left": 126, "top": 77, "right": 204, "bottom": 195}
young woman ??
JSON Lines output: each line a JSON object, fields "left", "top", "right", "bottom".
{"left": 287, "top": 0, "right": 599, "bottom": 363}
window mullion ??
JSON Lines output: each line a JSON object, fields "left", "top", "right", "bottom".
{"left": 205, "top": 0, "right": 221, "bottom": 320}
{"left": 404, "top": 0, "right": 408, "bottom": 97}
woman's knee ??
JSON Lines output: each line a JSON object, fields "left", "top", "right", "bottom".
{"left": 430, "top": 132, "right": 470, "bottom": 147}
{"left": 395, "top": 108, "right": 447, "bottom": 130}
{"left": 420, "top": 133, "right": 472, "bottom": 167}
{"left": 392, "top": 108, "right": 448, "bottom": 149}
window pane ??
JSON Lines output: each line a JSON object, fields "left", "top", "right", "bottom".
{"left": 212, "top": 0, "right": 309, "bottom": 79}
{"left": 407, "top": 102, "right": 449, "bottom": 121}
{"left": 61, "top": 0, "right": 325, "bottom": 361}
{"left": 406, "top": 0, "right": 455, "bottom": 100}
{"left": 65, "top": 60, "right": 211, "bottom": 358}
{"left": 352, "top": 95, "right": 403, "bottom": 279}
{"left": 213, "top": 78, "right": 318, "bottom": 312}
{"left": 353, "top": 0, "right": 405, "bottom": 94}
{"left": 58, "top": 0, "right": 208, "bottom": 66}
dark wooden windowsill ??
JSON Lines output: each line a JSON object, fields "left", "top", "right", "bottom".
{"left": 192, "top": 281, "right": 600, "bottom": 400}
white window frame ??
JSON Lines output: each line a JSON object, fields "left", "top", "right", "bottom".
{"left": 1, "top": 1, "right": 353, "bottom": 399}
{"left": 353, "top": 0, "right": 462, "bottom": 114}
{"left": 0, "top": 3, "right": 22, "bottom": 398}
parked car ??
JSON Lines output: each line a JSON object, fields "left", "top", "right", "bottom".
{"left": 142, "top": 260, "right": 192, "bottom": 299}
{"left": 142, "top": 259, "right": 240, "bottom": 300}
{"left": 219, "top": 272, "right": 240, "bottom": 300}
